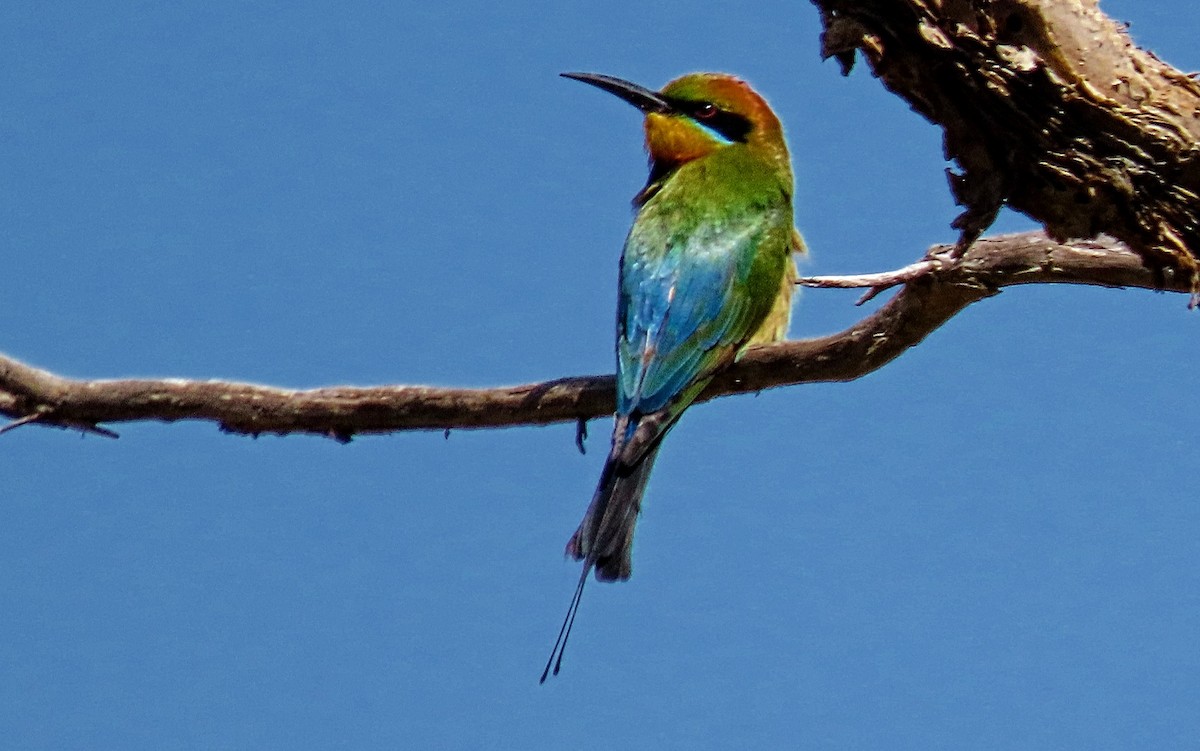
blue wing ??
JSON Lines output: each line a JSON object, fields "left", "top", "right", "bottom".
{"left": 616, "top": 207, "right": 784, "bottom": 421}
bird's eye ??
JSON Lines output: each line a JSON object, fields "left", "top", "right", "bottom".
{"left": 695, "top": 103, "right": 717, "bottom": 119}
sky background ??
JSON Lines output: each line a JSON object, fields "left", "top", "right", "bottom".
{"left": 2, "top": 2, "right": 1198, "bottom": 748}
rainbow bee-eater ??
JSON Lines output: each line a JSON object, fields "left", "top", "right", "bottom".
{"left": 542, "top": 71, "right": 802, "bottom": 681}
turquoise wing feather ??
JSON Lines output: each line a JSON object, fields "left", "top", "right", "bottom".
{"left": 616, "top": 203, "right": 787, "bottom": 432}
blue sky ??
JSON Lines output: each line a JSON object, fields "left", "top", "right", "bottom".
{"left": 2, "top": 2, "right": 1198, "bottom": 748}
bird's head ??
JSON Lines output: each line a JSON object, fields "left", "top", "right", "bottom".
{"left": 561, "top": 71, "right": 789, "bottom": 183}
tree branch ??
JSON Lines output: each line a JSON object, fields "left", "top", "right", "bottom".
{"left": 5, "top": 3, "right": 1194, "bottom": 443}
{"left": 0, "top": 232, "right": 1186, "bottom": 440}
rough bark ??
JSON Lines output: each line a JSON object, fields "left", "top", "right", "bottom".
{"left": 812, "top": 0, "right": 1200, "bottom": 283}
{"left": 0, "top": 233, "right": 1185, "bottom": 440}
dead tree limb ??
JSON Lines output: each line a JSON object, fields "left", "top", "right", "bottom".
{"left": 0, "top": 232, "right": 1185, "bottom": 440}
{"left": 811, "top": 0, "right": 1200, "bottom": 288}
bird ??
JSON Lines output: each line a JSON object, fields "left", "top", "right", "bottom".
{"left": 542, "top": 71, "right": 803, "bottom": 682}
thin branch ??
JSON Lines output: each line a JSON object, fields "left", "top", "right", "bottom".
{"left": 0, "top": 232, "right": 1186, "bottom": 441}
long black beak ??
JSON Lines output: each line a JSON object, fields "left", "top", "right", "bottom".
{"left": 560, "top": 72, "right": 672, "bottom": 114}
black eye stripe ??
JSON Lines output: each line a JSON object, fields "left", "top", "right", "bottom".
{"left": 662, "top": 96, "right": 753, "bottom": 143}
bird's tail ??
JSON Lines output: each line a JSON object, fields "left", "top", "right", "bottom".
{"left": 568, "top": 438, "right": 662, "bottom": 581}
{"left": 540, "top": 422, "right": 663, "bottom": 682}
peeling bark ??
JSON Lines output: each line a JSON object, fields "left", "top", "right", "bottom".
{"left": 812, "top": 0, "right": 1200, "bottom": 283}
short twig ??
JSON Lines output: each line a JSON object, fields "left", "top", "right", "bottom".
{"left": 72, "top": 422, "right": 121, "bottom": 439}
{"left": 575, "top": 418, "right": 588, "bottom": 455}
{"left": 798, "top": 252, "right": 954, "bottom": 305}
{"left": 0, "top": 413, "right": 47, "bottom": 436}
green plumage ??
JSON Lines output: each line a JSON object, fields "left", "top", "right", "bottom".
{"left": 544, "top": 71, "right": 798, "bottom": 681}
